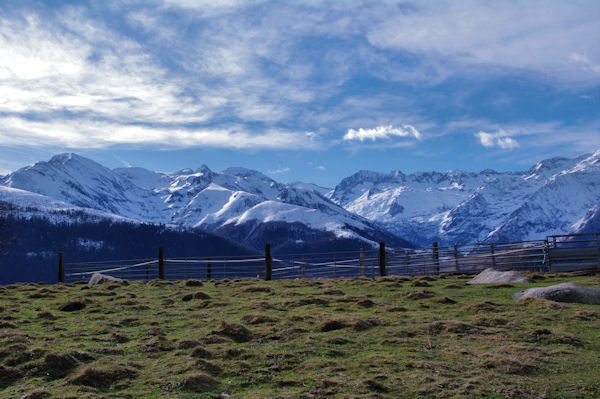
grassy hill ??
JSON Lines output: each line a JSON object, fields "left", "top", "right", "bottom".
{"left": 1, "top": 272, "right": 599, "bottom": 398}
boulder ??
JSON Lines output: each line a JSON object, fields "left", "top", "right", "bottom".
{"left": 88, "top": 273, "right": 122, "bottom": 288}
{"left": 513, "top": 283, "right": 600, "bottom": 305}
{"left": 467, "top": 268, "right": 532, "bottom": 284}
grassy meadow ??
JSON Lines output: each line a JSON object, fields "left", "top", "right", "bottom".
{"left": 0, "top": 272, "right": 599, "bottom": 398}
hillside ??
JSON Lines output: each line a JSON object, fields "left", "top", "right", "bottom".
{"left": 0, "top": 273, "right": 599, "bottom": 398}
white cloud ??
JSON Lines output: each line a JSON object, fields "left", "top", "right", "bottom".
{"left": 317, "top": 165, "right": 325, "bottom": 170}
{"left": 476, "top": 131, "right": 519, "bottom": 150}
{"left": 343, "top": 125, "right": 421, "bottom": 142}
{"left": 268, "top": 167, "right": 291, "bottom": 175}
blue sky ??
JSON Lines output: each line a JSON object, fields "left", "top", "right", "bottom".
{"left": 0, "top": 0, "right": 599, "bottom": 187}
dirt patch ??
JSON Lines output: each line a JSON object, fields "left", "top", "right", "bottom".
{"left": 58, "top": 301, "right": 86, "bottom": 312}
{"left": 216, "top": 320, "right": 252, "bottom": 342}
{"left": 241, "top": 314, "right": 276, "bottom": 325}
{"left": 181, "top": 373, "right": 219, "bottom": 392}
{"left": 67, "top": 363, "right": 138, "bottom": 389}
{"left": 185, "top": 280, "right": 204, "bottom": 287}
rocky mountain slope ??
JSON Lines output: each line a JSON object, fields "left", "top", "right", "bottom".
{"left": 329, "top": 151, "right": 600, "bottom": 245}
{"left": 1, "top": 154, "right": 410, "bottom": 251}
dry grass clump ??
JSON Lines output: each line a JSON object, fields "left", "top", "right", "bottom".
{"left": 410, "top": 279, "right": 431, "bottom": 287}
{"left": 58, "top": 301, "right": 86, "bottom": 312}
{"left": 178, "top": 339, "right": 201, "bottom": 349}
{"left": 442, "top": 283, "right": 465, "bottom": 289}
{"left": 242, "top": 285, "right": 272, "bottom": 293}
{"left": 181, "top": 373, "right": 219, "bottom": 392}
{"left": 0, "top": 321, "right": 17, "bottom": 329}
{"left": 36, "top": 311, "right": 56, "bottom": 320}
{"left": 19, "top": 389, "right": 51, "bottom": 399}
{"left": 430, "top": 296, "right": 457, "bottom": 304}
{"left": 67, "top": 362, "right": 138, "bottom": 388}
{"left": 142, "top": 335, "right": 175, "bottom": 352}
{"left": 0, "top": 365, "right": 22, "bottom": 388}
{"left": 404, "top": 290, "right": 435, "bottom": 300}
{"left": 241, "top": 313, "right": 277, "bottom": 325}
{"left": 319, "top": 318, "right": 350, "bottom": 332}
{"left": 462, "top": 300, "right": 501, "bottom": 313}
{"left": 182, "top": 291, "right": 211, "bottom": 301}
{"left": 41, "top": 353, "right": 79, "bottom": 378}
{"left": 184, "top": 280, "right": 204, "bottom": 287}
{"left": 216, "top": 320, "right": 252, "bottom": 342}
{"left": 322, "top": 288, "right": 345, "bottom": 295}
{"left": 190, "top": 345, "right": 213, "bottom": 359}
{"left": 424, "top": 320, "right": 478, "bottom": 335}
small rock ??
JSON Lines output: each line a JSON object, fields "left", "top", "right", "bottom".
{"left": 514, "top": 283, "right": 600, "bottom": 304}
{"left": 468, "top": 268, "right": 532, "bottom": 284}
{"left": 88, "top": 273, "right": 122, "bottom": 288}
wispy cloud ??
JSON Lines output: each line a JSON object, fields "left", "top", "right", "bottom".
{"left": 343, "top": 125, "right": 421, "bottom": 142}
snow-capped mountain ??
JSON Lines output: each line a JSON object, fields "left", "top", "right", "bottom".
{"left": 329, "top": 151, "right": 600, "bottom": 245}
{"left": 2, "top": 151, "right": 598, "bottom": 251}
{"left": 1, "top": 153, "right": 410, "bottom": 251}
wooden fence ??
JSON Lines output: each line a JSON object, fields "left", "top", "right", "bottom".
{"left": 59, "top": 233, "right": 600, "bottom": 283}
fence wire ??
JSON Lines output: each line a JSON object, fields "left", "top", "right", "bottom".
{"left": 62, "top": 234, "right": 599, "bottom": 283}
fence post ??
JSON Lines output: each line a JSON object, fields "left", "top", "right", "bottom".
{"left": 146, "top": 258, "right": 150, "bottom": 281}
{"left": 207, "top": 258, "right": 212, "bottom": 280}
{"left": 378, "top": 242, "right": 387, "bottom": 277}
{"left": 596, "top": 234, "right": 600, "bottom": 271}
{"left": 490, "top": 243, "right": 496, "bottom": 268}
{"left": 302, "top": 258, "right": 306, "bottom": 278}
{"left": 454, "top": 244, "right": 459, "bottom": 272}
{"left": 58, "top": 252, "right": 64, "bottom": 283}
{"left": 158, "top": 246, "right": 165, "bottom": 280}
{"left": 360, "top": 248, "right": 365, "bottom": 276}
{"left": 433, "top": 242, "right": 440, "bottom": 274}
{"left": 265, "top": 244, "right": 272, "bottom": 281}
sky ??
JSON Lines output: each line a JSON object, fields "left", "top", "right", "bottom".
{"left": 0, "top": 0, "right": 599, "bottom": 187}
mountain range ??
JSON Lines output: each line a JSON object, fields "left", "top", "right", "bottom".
{"left": 1, "top": 150, "right": 598, "bottom": 262}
